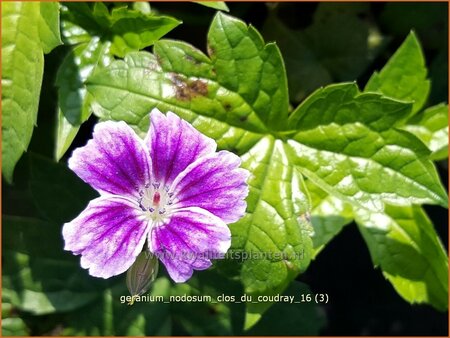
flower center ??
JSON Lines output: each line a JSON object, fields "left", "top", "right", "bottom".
{"left": 138, "top": 183, "right": 174, "bottom": 221}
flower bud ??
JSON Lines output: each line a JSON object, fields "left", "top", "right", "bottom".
{"left": 126, "top": 251, "right": 159, "bottom": 302}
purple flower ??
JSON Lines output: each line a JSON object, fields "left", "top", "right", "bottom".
{"left": 63, "top": 109, "right": 249, "bottom": 283}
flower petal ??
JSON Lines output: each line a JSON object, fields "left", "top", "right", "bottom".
{"left": 146, "top": 109, "right": 216, "bottom": 186}
{"left": 69, "top": 121, "right": 151, "bottom": 198}
{"left": 149, "top": 207, "right": 231, "bottom": 283}
{"left": 171, "top": 151, "right": 250, "bottom": 224}
{"left": 62, "top": 196, "right": 149, "bottom": 278}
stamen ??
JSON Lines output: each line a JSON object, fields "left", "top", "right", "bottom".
{"left": 137, "top": 183, "right": 173, "bottom": 220}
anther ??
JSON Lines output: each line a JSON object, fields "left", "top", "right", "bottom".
{"left": 138, "top": 199, "right": 146, "bottom": 211}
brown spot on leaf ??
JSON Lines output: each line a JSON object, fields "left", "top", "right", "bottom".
{"left": 170, "top": 74, "right": 209, "bottom": 101}
{"left": 185, "top": 54, "right": 201, "bottom": 65}
{"left": 223, "top": 102, "right": 232, "bottom": 111}
{"left": 239, "top": 115, "right": 247, "bottom": 122}
{"left": 189, "top": 80, "right": 208, "bottom": 96}
{"left": 207, "top": 44, "right": 215, "bottom": 57}
{"left": 155, "top": 53, "right": 163, "bottom": 66}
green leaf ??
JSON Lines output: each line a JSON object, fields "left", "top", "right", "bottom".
{"left": 60, "top": 4, "right": 95, "bottom": 45}
{"left": 56, "top": 39, "right": 112, "bottom": 125}
{"left": 207, "top": 13, "right": 289, "bottom": 130}
{"left": 402, "top": 103, "right": 448, "bottom": 160}
{"left": 288, "top": 83, "right": 410, "bottom": 131}
{"left": 354, "top": 204, "right": 448, "bottom": 311}
{"left": 37, "top": 2, "right": 62, "bottom": 53}
{"left": 55, "top": 39, "right": 113, "bottom": 160}
{"left": 63, "top": 2, "right": 181, "bottom": 58}
{"left": 246, "top": 281, "right": 326, "bottom": 335}
{"left": 2, "top": 302, "right": 29, "bottom": 336}
{"left": 55, "top": 110, "right": 82, "bottom": 161}
{"left": 286, "top": 83, "right": 448, "bottom": 211}
{"left": 365, "top": 31, "right": 430, "bottom": 115}
{"left": 193, "top": 1, "right": 229, "bottom": 12}
{"left": 1, "top": 317, "right": 28, "bottom": 336}
{"left": 235, "top": 137, "right": 314, "bottom": 329}
{"left": 2, "top": 216, "right": 105, "bottom": 315}
{"left": 2, "top": 2, "right": 62, "bottom": 183}
{"left": 306, "top": 180, "right": 353, "bottom": 258}
{"left": 107, "top": 6, "right": 181, "bottom": 57}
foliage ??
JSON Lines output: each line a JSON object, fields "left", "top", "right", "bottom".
{"left": 2, "top": 2, "right": 61, "bottom": 182}
{"left": 2, "top": 2, "right": 448, "bottom": 336}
